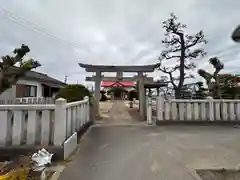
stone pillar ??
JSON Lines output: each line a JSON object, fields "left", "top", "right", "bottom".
{"left": 116, "top": 71, "right": 123, "bottom": 79}
{"left": 54, "top": 98, "right": 67, "bottom": 145}
{"left": 138, "top": 72, "right": 145, "bottom": 118}
{"left": 95, "top": 71, "right": 101, "bottom": 116}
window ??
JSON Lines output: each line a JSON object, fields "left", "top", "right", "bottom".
{"left": 24, "top": 85, "right": 37, "bottom": 97}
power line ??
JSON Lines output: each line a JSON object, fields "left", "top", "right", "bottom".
{"left": 0, "top": 7, "right": 87, "bottom": 51}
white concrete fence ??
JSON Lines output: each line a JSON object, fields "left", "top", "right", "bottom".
{"left": 0, "top": 97, "right": 55, "bottom": 104}
{"left": 147, "top": 96, "right": 240, "bottom": 124}
{"left": 0, "top": 96, "right": 90, "bottom": 159}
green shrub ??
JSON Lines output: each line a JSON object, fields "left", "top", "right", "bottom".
{"left": 128, "top": 90, "right": 138, "bottom": 100}
{"left": 56, "top": 84, "right": 92, "bottom": 102}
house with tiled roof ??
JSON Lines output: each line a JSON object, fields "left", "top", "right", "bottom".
{"left": 0, "top": 70, "right": 66, "bottom": 101}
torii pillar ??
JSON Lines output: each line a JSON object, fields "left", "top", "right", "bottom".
{"left": 94, "top": 71, "right": 101, "bottom": 116}
{"left": 137, "top": 72, "right": 145, "bottom": 117}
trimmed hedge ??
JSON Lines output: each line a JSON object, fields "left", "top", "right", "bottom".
{"left": 56, "top": 84, "right": 92, "bottom": 102}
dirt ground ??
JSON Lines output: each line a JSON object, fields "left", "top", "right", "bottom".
{"left": 97, "top": 100, "right": 145, "bottom": 125}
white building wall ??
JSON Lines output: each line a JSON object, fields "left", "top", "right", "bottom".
{"left": 103, "top": 87, "right": 134, "bottom": 92}
{"left": 0, "top": 79, "right": 43, "bottom": 100}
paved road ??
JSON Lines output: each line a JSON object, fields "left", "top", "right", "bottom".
{"left": 59, "top": 126, "right": 202, "bottom": 180}
{"left": 59, "top": 125, "right": 240, "bottom": 180}
{"left": 58, "top": 101, "right": 240, "bottom": 180}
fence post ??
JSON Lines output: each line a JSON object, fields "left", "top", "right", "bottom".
{"left": 186, "top": 100, "right": 192, "bottom": 121}
{"left": 207, "top": 96, "right": 214, "bottom": 121}
{"left": 54, "top": 98, "right": 67, "bottom": 146}
{"left": 147, "top": 96, "right": 153, "bottom": 125}
{"left": 84, "top": 96, "right": 90, "bottom": 123}
{"left": 89, "top": 96, "right": 96, "bottom": 123}
{"left": 237, "top": 101, "right": 240, "bottom": 120}
{"left": 156, "top": 96, "right": 163, "bottom": 121}
{"left": 0, "top": 110, "right": 9, "bottom": 145}
{"left": 222, "top": 100, "right": 228, "bottom": 120}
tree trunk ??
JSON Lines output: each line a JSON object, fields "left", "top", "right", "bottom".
{"left": 176, "top": 33, "right": 185, "bottom": 99}
{"left": 175, "top": 33, "right": 185, "bottom": 100}
{"left": 174, "top": 88, "right": 181, "bottom": 99}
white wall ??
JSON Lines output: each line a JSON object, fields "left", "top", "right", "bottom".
{"left": 17, "top": 79, "right": 43, "bottom": 97}
{"left": 0, "top": 79, "right": 43, "bottom": 100}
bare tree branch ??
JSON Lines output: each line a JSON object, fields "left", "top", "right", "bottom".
{"left": 159, "top": 60, "right": 177, "bottom": 88}
{"left": 185, "top": 31, "right": 208, "bottom": 49}
{"left": 173, "top": 73, "right": 195, "bottom": 81}
{"left": 185, "top": 49, "right": 207, "bottom": 59}
{"left": 159, "top": 51, "right": 181, "bottom": 60}
{"left": 184, "top": 62, "right": 196, "bottom": 70}
{"left": 162, "top": 36, "right": 181, "bottom": 48}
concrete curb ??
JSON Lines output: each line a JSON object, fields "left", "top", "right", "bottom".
{"left": 156, "top": 120, "right": 240, "bottom": 126}
{"left": 48, "top": 165, "right": 66, "bottom": 180}
{"left": 47, "top": 123, "right": 94, "bottom": 180}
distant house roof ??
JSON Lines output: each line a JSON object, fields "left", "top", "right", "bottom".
{"left": 101, "top": 81, "right": 134, "bottom": 87}
{"left": 22, "top": 70, "right": 66, "bottom": 87}
{"left": 7, "top": 67, "right": 66, "bottom": 88}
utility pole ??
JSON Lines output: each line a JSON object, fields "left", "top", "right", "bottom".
{"left": 64, "top": 76, "right": 68, "bottom": 84}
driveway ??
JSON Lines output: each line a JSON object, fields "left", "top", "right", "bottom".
{"left": 58, "top": 125, "right": 240, "bottom": 180}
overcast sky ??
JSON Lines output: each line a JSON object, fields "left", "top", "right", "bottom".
{"left": 0, "top": 0, "right": 240, "bottom": 86}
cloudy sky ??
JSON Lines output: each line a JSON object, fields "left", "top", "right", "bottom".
{"left": 0, "top": 0, "right": 240, "bottom": 86}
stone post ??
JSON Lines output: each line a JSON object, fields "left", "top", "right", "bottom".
{"left": 54, "top": 98, "right": 67, "bottom": 146}
{"left": 207, "top": 96, "right": 214, "bottom": 121}
{"left": 147, "top": 96, "right": 153, "bottom": 125}
{"left": 156, "top": 95, "right": 164, "bottom": 121}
